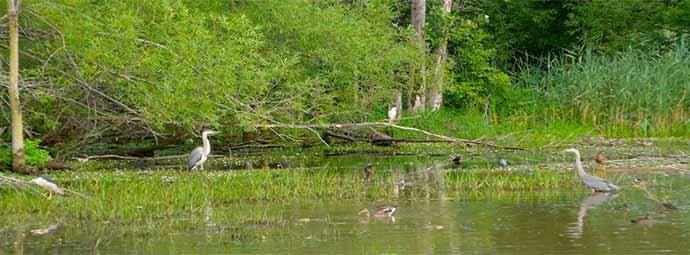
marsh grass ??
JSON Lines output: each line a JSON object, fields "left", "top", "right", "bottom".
{"left": 386, "top": 45, "right": 690, "bottom": 147}
{"left": 395, "top": 110, "right": 593, "bottom": 148}
{"left": 518, "top": 45, "right": 690, "bottom": 137}
{"left": 0, "top": 166, "right": 579, "bottom": 224}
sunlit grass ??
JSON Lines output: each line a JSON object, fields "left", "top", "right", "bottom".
{"left": 0, "top": 166, "right": 580, "bottom": 223}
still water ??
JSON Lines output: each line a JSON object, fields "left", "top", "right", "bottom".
{"left": 3, "top": 153, "right": 690, "bottom": 254}
{"left": 7, "top": 186, "right": 690, "bottom": 254}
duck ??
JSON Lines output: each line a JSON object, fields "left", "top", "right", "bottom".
{"left": 359, "top": 206, "right": 397, "bottom": 218}
{"left": 363, "top": 163, "right": 374, "bottom": 182}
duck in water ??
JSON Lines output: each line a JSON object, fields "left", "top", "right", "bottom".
{"left": 359, "top": 206, "right": 397, "bottom": 218}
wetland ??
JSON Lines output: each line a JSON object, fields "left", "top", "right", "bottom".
{"left": 2, "top": 140, "right": 689, "bottom": 254}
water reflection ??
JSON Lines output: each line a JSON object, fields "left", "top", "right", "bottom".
{"left": 567, "top": 192, "right": 618, "bottom": 239}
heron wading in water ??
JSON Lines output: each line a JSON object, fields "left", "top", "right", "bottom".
{"left": 563, "top": 148, "right": 619, "bottom": 193}
{"left": 188, "top": 130, "right": 219, "bottom": 170}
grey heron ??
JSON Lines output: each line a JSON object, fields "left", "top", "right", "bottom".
{"left": 563, "top": 148, "right": 619, "bottom": 193}
{"left": 188, "top": 129, "right": 219, "bottom": 170}
{"left": 388, "top": 106, "right": 397, "bottom": 124}
{"left": 30, "top": 176, "right": 64, "bottom": 197}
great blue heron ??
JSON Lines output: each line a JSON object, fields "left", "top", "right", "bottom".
{"left": 188, "top": 129, "right": 219, "bottom": 170}
{"left": 563, "top": 148, "right": 619, "bottom": 193}
{"left": 388, "top": 106, "right": 397, "bottom": 124}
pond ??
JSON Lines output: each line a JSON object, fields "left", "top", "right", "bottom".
{"left": 2, "top": 145, "right": 689, "bottom": 254}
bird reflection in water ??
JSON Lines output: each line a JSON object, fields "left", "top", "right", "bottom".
{"left": 566, "top": 192, "right": 618, "bottom": 239}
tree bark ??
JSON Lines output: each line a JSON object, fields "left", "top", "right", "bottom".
{"left": 429, "top": 0, "right": 453, "bottom": 111}
{"left": 7, "top": 0, "right": 26, "bottom": 172}
{"left": 411, "top": 0, "right": 426, "bottom": 113}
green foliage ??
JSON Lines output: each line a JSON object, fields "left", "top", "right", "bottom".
{"left": 10, "top": 0, "right": 414, "bottom": 139}
{"left": 445, "top": 19, "right": 510, "bottom": 109}
{"left": 567, "top": 0, "right": 678, "bottom": 53}
{"left": 0, "top": 140, "right": 52, "bottom": 168}
{"left": 2, "top": 0, "right": 689, "bottom": 152}
{"left": 477, "top": 0, "right": 578, "bottom": 67}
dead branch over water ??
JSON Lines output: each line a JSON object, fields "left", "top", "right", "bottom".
{"left": 256, "top": 122, "right": 525, "bottom": 151}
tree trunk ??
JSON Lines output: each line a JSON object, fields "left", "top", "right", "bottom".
{"left": 411, "top": 0, "right": 426, "bottom": 113}
{"left": 429, "top": 0, "right": 453, "bottom": 111}
{"left": 7, "top": 0, "right": 26, "bottom": 172}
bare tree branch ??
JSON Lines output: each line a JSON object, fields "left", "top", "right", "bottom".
{"left": 255, "top": 122, "right": 525, "bottom": 150}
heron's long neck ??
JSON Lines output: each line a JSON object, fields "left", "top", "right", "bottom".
{"left": 573, "top": 152, "right": 587, "bottom": 177}
{"left": 202, "top": 134, "right": 211, "bottom": 155}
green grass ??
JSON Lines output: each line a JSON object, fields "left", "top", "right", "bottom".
{"left": 381, "top": 45, "right": 690, "bottom": 148}
{"left": 0, "top": 166, "right": 579, "bottom": 225}
{"left": 395, "top": 109, "right": 594, "bottom": 148}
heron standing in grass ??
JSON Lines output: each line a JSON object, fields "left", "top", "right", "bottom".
{"left": 564, "top": 148, "right": 619, "bottom": 193}
{"left": 30, "top": 176, "right": 64, "bottom": 198}
{"left": 188, "top": 130, "right": 219, "bottom": 170}
{"left": 388, "top": 106, "right": 397, "bottom": 124}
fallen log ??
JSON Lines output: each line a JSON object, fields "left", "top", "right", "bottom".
{"left": 256, "top": 122, "right": 525, "bottom": 151}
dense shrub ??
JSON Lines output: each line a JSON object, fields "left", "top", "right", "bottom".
{"left": 0, "top": 140, "right": 52, "bottom": 168}
{"left": 2, "top": 0, "right": 415, "bottom": 141}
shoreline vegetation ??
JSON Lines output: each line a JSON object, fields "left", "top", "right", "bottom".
{"left": 1, "top": 1, "right": 688, "bottom": 166}
{"left": 0, "top": 0, "right": 688, "bottom": 236}
{"left": 2, "top": 140, "right": 688, "bottom": 224}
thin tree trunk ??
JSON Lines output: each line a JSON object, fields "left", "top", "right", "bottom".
{"left": 411, "top": 0, "right": 426, "bottom": 113}
{"left": 429, "top": 0, "right": 453, "bottom": 111}
{"left": 7, "top": 0, "right": 26, "bottom": 172}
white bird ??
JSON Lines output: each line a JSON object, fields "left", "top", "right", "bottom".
{"left": 30, "top": 176, "right": 64, "bottom": 197}
{"left": 498, "top": 158, "right": 508, "bottom": 168}
{"left": 188, "top": 129, "right": 219, "bottom": 170}
{"left": 388, "top": 106, "right": 398, "bottom": 124}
